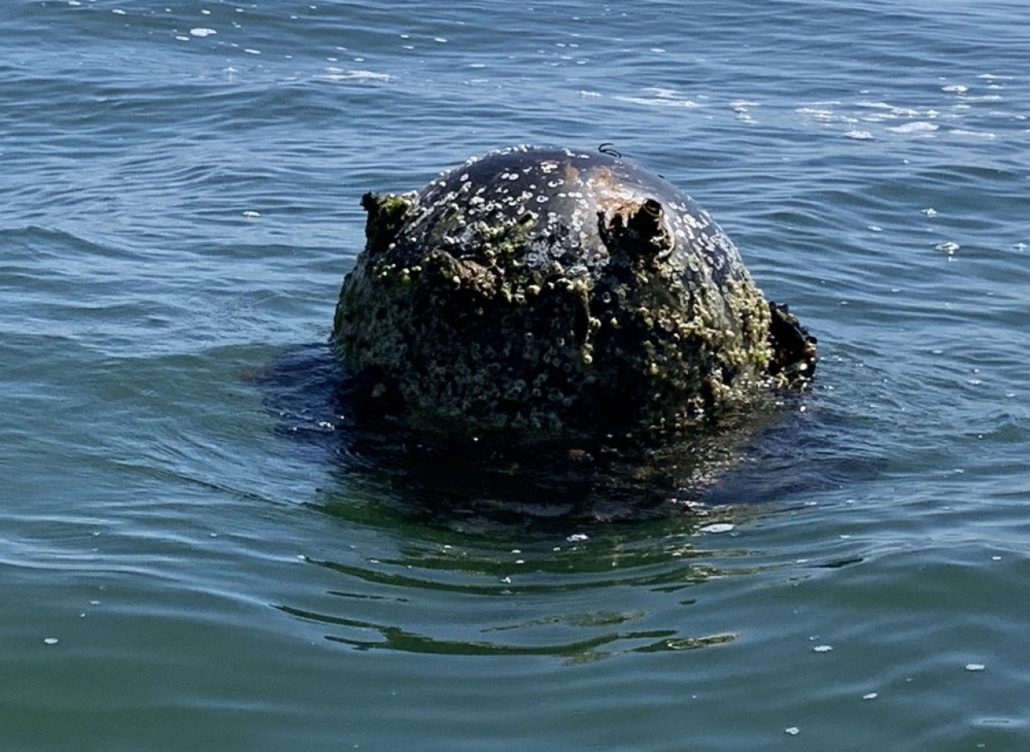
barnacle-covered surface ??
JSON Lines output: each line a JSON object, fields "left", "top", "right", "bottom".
{"left": 332, "top": 145, "right": 815, "bottom": 444}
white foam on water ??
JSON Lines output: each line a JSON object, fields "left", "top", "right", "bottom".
{"left": 796, "top": 107, "right": 836, "bottom": 122}
{"left": 949, "top": 129, "right": 996, "bottom": 139}
{"left": 323, "top": 68, "right": 392, "bottom": 82}
{"left": 616, "top": 87, "right": 698, "bottom": 108}
{"left": 888, "top": 121, "right": 938, "bottom": 134}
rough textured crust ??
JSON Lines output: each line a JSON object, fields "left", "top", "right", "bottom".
{"left": 332, "top": 146, "right": 816, "bottom": 443}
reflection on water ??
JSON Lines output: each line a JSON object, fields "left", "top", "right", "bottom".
{"left": 255, "top": 343, "right": 848, "bottom": 661}
{"left": 303, "top": 610, "right": 737, "bottom": 660}
{"left": 278, "top": 526, "right": 756, "bottom": 662}
{"left": 259, "top": 343, "right": 837, "bottom": 521}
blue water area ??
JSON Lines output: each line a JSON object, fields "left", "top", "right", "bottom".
{"left": 2, "top": 1, "right": 1029, "bottom": 750}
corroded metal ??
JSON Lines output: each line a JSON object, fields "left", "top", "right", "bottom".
{"left": 332, "top": 145, "right": 815, "bottom": 443}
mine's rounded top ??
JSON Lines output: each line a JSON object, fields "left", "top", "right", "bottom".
{"left": 405, "top": 145, "right": 740, "bottom": 286}
{"left": 418, "top": 144, "right": 702, "bottom": 215}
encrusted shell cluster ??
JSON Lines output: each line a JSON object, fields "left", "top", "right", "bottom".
{"left": 332, "top": 146, "right": 815, "bottom": 442}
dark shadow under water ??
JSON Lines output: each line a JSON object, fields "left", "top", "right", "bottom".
{"left": 254, "top": 343, "right": 868, "bottom": 534}
{"left": 251, "top": 344, "right": 882, "bottom": 660}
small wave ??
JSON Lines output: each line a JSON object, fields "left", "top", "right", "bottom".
{"left": 321, "top": 67, "right": 393, "bottom": 83}
{"left": 615, "top": 87, "right": 698, "bottom": 108}
{"left": 887, "top": 121, "right": 939, "bottom": 134}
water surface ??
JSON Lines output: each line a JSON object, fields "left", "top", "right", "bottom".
{"left": 2, "top": 1, "right": 1029, "bottom": 749}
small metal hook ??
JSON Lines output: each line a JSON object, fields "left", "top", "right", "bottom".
{"left": 598, "top": 142, "right": 622, "bottom": 158}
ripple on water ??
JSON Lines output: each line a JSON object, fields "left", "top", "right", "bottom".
{"left": 232, "top": 337, "right": 879, "bottom": 666}
{"left": 4, "top": 0, "right": 1030, "bottom": 748}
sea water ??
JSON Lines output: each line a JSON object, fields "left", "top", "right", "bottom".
{"left": 2, "top": 1, "right": 1029, "bottom": 749}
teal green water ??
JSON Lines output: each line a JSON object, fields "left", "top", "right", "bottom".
{"left": 3, "top": 1, "right": 1029, "bottom": 749}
